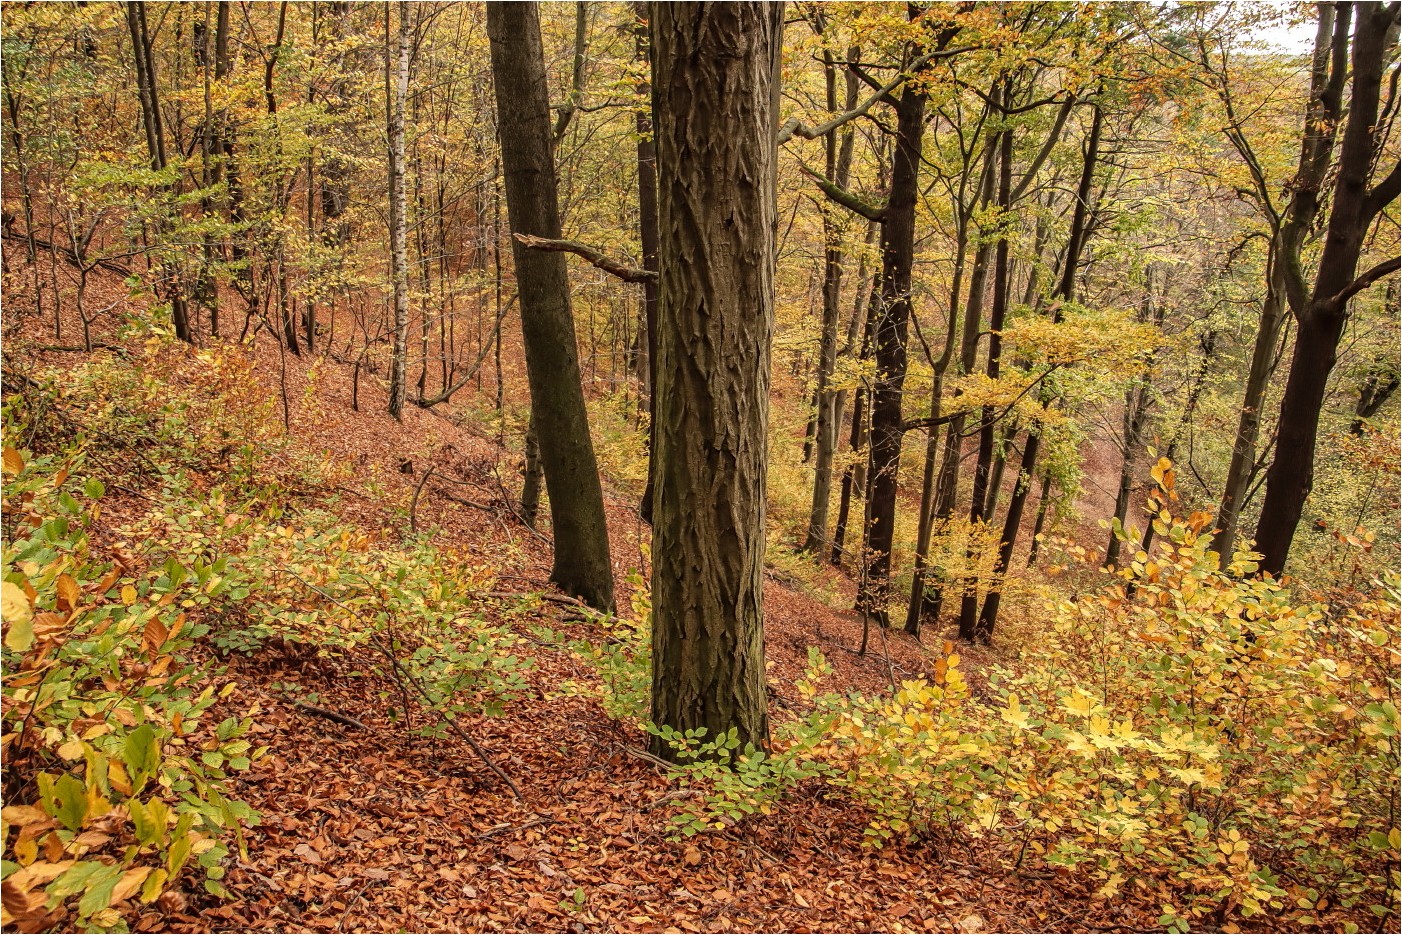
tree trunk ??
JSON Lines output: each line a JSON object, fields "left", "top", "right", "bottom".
{"left": 1254, "top": 2, "right": 1399, "bottom": 575}
{"left": 634, "top": 2, "right": 662, "bottom": 525}
{"left": 803, "top": 46, "right": 860, "bottom": 555}
{"left": 386, "top": 3, "right": 412, "bottom": 418}
{"left": 976, "top": 102, "right": 1103, "bottom": 642}
{"left": 958, "top": 123, "right": 1012, "bottom": 642}
{"left": 647, "top": 1, "right": 782, "bottom": 760}
{"left": 488, "top": 1, "right": 616, "bottom": 611}
{"left": 126, "top": 0, "right": 192, "bottom": 343}
{"left": 855, "top": 69, "right": 925, "bottom": 625}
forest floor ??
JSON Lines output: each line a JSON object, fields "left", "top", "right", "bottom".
{"left": 8, "top": 286, "right": 1161, "bottom": 934}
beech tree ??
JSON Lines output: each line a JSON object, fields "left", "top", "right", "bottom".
{"left": 487, "top": 2, "right": 615, "bottom": 612}
{"left": 647, "top": 0, "right": 783, "bottom": 759}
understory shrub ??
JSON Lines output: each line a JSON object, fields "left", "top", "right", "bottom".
{"left": 660, "top": 462, "right": 1401, "bottom": 931}
{"left": 1, "top": 448, "right": 260, "bottom": 932}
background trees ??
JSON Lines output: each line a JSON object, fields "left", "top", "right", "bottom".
{"left": 1, "top": 0, "right": 1396, "bottom": 639}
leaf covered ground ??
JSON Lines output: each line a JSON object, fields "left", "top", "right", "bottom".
{"left": 4, "top": 300, "right": 1395, "bottom": 934}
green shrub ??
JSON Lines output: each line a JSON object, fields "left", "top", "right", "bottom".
{"left": 1, "top": 448, "right": 260, "bottom": 932}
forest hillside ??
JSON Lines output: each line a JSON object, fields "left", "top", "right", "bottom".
{"left": 1, "top": 3, "right": 1398, "bottom": 934}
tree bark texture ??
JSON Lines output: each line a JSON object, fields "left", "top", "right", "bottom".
{"left": 647, "top": 1, "right": 782, "bottom": 759}
{"left": 634, "top": 1, "right": 662, "bottom": 525}
{"left": 488, "top": 1, "right": 616, "bottom": 611}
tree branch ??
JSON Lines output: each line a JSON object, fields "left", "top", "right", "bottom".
{"left": 1322, "top": 256, "right": 1402, "bottom": 314}
{"left": 1364, "top": 160, "right": 1400, "bottom": 222}
{"left": 415, "top": 294, "right": 518, "bottom": 407}
{"left": 800, "top": 165, "right": 887, "bottom": 222}
{"left": 513, "top": 233, "right": 656, "bottom": 283}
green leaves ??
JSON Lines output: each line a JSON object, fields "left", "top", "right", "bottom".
{"left": 122, "top": 724, "right": 160, "bottom": 795}
{"left": 1, "top": 458, "right": 260, "bottom": 930}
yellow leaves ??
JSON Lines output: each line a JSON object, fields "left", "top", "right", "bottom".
{"left": 1001, "top": 695, "right": 1031, "bottom": 731}
{"left": 1096, "top": 872, "right": 1126, "bottom": 899}
{"left": 2, "top": 579, "right": 34, "bottom": 651}
{"left": 1166, "top": 766, "right": 1208, "bottom": 786}
{"left": 1150, "top": 456, "right": 1174, "bottom": 489}
{"left": 1061, "top": 690, "right": 1098, "bottom": 718}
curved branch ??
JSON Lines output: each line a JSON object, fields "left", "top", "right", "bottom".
{"left": 800, "top": 164, "right": 887, "bottom": 222}
{"left": 1321, "top": 256, "right": 1401, "bottom": 314}
{"left": 513, "top": 233, "right": 656, "bottom": 283}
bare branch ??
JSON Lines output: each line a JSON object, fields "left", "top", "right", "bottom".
{"left": 513, "top": 233, "right": 657, "bottom": 283}
{"left": 1321, "top": 256, "right": 1402, "bottom": 314}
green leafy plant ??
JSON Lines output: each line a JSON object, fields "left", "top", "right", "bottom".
{"left": 1, "top": 447, "right": 260, "bottom": 932}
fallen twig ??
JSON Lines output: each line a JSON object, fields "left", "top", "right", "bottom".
{"left": 474, "top": 816, "right": 554, "bottom": 840}
{"left": 294, "top": 702, "right": 369, "bottom": 731}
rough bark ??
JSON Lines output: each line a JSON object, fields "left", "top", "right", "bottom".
{"left": 647, "top": 1, "right": 782, "bottom": 759}
{"left": 633, "top": 1, "right": 662, "bottom": 525}
{"left": 488, "top": 2, "right": 616, "bottom": 611}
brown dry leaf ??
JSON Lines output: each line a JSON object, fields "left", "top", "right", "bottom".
{"left": 293, "top": 843, "right": 323, "bottom": 865}
{"left": 54, "top": 574, "right": 79, "bottom": 612}
{"left": 142, "top": 617, "right": 168, "bottom": 657}
{"left": 110, "top": 868, "right": 151, "bottom": 904}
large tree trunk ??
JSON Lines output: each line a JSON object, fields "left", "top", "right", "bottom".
{"left": 1254, "top": 1, "right": 1400, "bottom": 575}
{"left": 1214, "top": 5, "right": 1350, "bottom": 557}
{"left": 647, "top": 1, "right": 782, "bottom": 760}
{"left": 488, "top": 2, "right": 616, "bottom": 612}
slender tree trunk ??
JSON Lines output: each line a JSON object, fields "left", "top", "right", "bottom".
{"left": 488, "top": 2, "right": 615, "bottom": 611}
{"left": 1214, "top": 264, "right": 1289, "bottom": 555}
{"left": 855, "top": 73, "right": 925, "bottom": 625}
{"left": 521, "top": 416, "right": 542, "bottom": 528}
{"left": 634, "top": 2, "right": 662, "bottom": 525}
{"left": 1025, "top": 470, "right": 1054, "bottom": 566}
{"left": 976, "top": 102, "right": 1103, "bottom": 642}
{"left": 647, "top": 1, "right": 782, "bottom": 760}
{"left": 958, "top": 123, "right": 1012, "bottom": 642}
{"left": 126, "top": 0, "right": 191, "bottom": 343}
{"left": 803, "top": 47, "right": 860, "bottom": 555}
{"left": 386, "top": 3, "right": 412, "bottom": 419}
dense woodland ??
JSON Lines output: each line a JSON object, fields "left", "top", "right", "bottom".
{"left": 0, "top": 2, "right": 1399, "bottom": 933}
